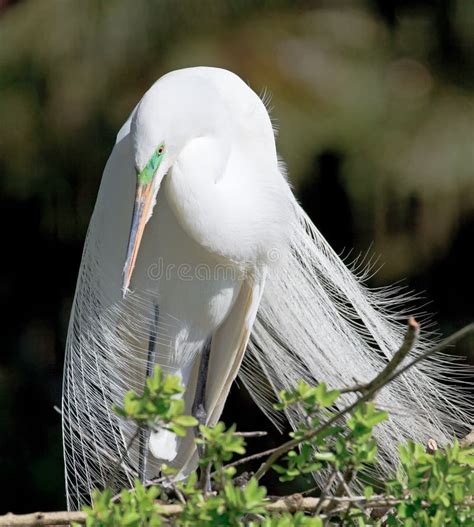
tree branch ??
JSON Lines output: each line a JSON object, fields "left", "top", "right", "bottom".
{"left": 340, "top": 317, "right": 419, "bottom": 394}
{"left": 0, "top": 511, "right": 87, "bottom": 526}
{"left": 5, "top": 495, "right": 468, "bottom": 525}
{"left": 252, "top": 320, "right": 474, "bottom": 481}
{"left": 383, "top": 322, "right": 474, "bottom": 388}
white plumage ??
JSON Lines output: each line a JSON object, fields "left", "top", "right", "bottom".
{"left": 62, "top": 67, "right": 472, "bottom": 510}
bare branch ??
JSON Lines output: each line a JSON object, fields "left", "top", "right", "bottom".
{"left": 313, "top": 468, "right": 338, "bottom": 516}
{"left": 386, "top": 322, "right": 474, "bottom": 388}
{"left": 221, "top": 446, "right": 278, "bottom": 471}
{"left": 0, "top": 511, "right": 88, "bottom": 526}
{"left": 341, "top": 317, "right": 419, "bottom": 394}
{"left": 4, "top": 495, "right": 471, "bottom": 525}
{"left": 234, "top": 431, "right": 268, "bottom": 438}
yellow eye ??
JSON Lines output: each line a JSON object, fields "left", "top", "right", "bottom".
{"left": 158, "top": 145, "right": 164, "bottom": 155}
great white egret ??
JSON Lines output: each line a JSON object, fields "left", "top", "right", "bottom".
{"left": 63, "top": 66, "right": 471, "bottom": 509}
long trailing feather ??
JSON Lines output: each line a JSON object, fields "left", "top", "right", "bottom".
{"left": 240, "top": 194, "right": 472, "bottom": 475}
{"left": 64, "top": 172, "right": 473, "bottom": 510}
{"left": 62, "top": 136, "right": 172, "bottom": 510}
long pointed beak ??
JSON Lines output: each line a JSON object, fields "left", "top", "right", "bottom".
{"left": 122, "top": 181, "right": 155, "bottom": 296}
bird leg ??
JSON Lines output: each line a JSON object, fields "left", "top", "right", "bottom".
{"left": 192, "top": 337, "right": 211, "bottom": 427}
{"left": 192, "top": 337, "right": 212, "bottom": 491}
{"left": 138, "top": 304, "right": 159, "bottom": 483}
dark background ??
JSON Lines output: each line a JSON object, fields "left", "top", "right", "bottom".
{"left": 0, "top": 0, "right": 473, "bottom": 513}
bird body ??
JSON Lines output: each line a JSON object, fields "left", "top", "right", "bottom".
{"left": 122, "top": 68, "right": 293, "bottom": 472}
{"left": 63, "top": 67, "right": 472, "bottom": 510}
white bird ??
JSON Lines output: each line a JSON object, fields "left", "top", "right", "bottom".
{"left": 62, "top": 67, "right": 472, "bottom": 510}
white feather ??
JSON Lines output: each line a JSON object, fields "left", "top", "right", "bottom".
{"left": 241, "top": 199, "right": 472, "bottom": 471}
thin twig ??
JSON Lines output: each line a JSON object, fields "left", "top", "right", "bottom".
{"left": 340, "top": 317, "right": 419, "bottom": 394}
{"left": 333, "top": 467, "right": 354, "bottom": 501}
{"left": 110, "top": 474, "right": 168, "bottom": 503}
{"left": 384, "top": 322, "right": 474, "bottom": 388}
{"left": 332, "top": 469, "right": 357, "bottom": 526}
{"left": 300, "top": 485, "right": 319, "bottom": 496}
{"left": 169, "top": 482, "right": 186, "bottom": 505}
{"left": 314, "top": 468, "right": 338, "bottom": 516}
{"left": 234, "top": 431, "right": 268, "bottom": 438}
{"left": 106, "top": 428, "right": 141, "bottom": 489}
{"left": 221, "top": 446, "right": 278, "bottom": 471}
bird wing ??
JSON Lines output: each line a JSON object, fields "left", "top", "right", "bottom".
{"left": 206, "top": 270, "right": 267, "bottom": 424}
{"left": 172, "top": 270, "right": 266, "bottom": 477}
{"left": 63, "top": 131, "right": 141, "bottom": 500}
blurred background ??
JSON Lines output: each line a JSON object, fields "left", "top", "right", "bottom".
{"left": 1, "top": 0, "right": 473, "bottom": 513}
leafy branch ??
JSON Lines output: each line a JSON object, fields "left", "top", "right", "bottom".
{"left": 114, "top": 366, "right": 198, "bottom": 437}
{"left": 1, "top": 320, "right": 472, "bottom": 526}
{"left": 251, "top": 319, "right": 472, "bottom": 482}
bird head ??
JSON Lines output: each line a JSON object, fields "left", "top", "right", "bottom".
{"left": 122, "top": 140, "right": 167, "bottom": 295}
{"left": 122, "top": 69, "right": 232, "bottom": 295}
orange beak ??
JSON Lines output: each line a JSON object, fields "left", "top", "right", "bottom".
{"left": 122, "top": 181, "right": 155, "bottom": 295}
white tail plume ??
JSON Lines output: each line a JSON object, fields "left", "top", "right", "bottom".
{"left": 63, "top": 190, "right": 472, "bottom": 510}
{"left": 240, "top": 196, "right": 472, "bottom": 473}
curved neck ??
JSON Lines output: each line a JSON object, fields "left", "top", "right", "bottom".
{"left": 165, "top": 136, "right": 234, "bottom": 256}
{"left": 163, "top": 133, "right": 291, "bottom": 269}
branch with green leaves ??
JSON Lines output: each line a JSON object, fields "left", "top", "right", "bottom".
{"left": 1, "top": 320, "right": 473, "bottom": 526}
{"left": 113, "top": 366, "right": 199, "bottom": 438}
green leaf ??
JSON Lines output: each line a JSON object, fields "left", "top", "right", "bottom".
{"left": 173, "top": 415, "right": 199, "bottom": 427}
{"left": 315, "top": 383, "right": 340, "bottom": 408}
